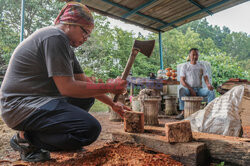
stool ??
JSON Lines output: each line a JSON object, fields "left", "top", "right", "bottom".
{"left": 140, "top": 97, "right": 161, "bottom": 126}
{"left": 163, "top": 95, "right": 177, "bottom": 115}
{"left": 181, "top": 96, "right": 203, "bottom": 118}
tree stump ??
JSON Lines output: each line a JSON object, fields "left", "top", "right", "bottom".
{"left": 163, "top": 95, "right": 178, "bottom": 115}
{"left": 139, "top": 89, "right": 161, "bottom": 126}
{"left": 109, "top": 94, "right": 126, "bottom": 122}
{"left": 182, "top": 96, "right": 203, "bottom": 118}
{"left": 124, "top": 111, "right": 144, "bottom": 133}
{"left": 165, "top": 120, "right": 193, "bottom": 143}
{"left": 131, "top": 96, "right": 141, "bottom": 112}
{"left": 140, "top": 97, "right": 161, "bottom": 126}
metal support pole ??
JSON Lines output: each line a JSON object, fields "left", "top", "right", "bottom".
{"left": 159, "top": 31, "right": 163, "bottom": 70}
{"left": 20, "top": 0, "right": 25, "bottom": 42}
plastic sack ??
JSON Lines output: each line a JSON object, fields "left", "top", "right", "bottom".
{"left": 186, "top": 85, "right": 245, "bottom": 137}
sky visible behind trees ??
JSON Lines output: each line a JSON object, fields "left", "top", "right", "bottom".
{"left": 0, "top": 0, "right": 249, "bottom": 89}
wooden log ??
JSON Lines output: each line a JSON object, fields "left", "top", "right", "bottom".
{"left": 165, "top": 120, "right": 193, "bottom": 143}
{"left": 193, "top": 132, "right": 250, "bottom": 165}
{"left": 112, "top": 129, "right": 208, "bottom": 166}
{"left": 131, "top": 96, "right": 141, "bottom": 112}
{"left": 109, "top": 94, "right": 125, "bottom": 122}
{"left": 239, "top": 85, "right": 250, "bottom": 127}
{"left": 182, "top": 96, "right": 203, "bottom": 118}
{"left": 163, "top": 95, "right": 177, "bottom": 115}
{"left": 242, "top": 126, "right": 250, "bottom": 138}
{"left": 140, "top": 97, "right": 161, "bottom": 126}
{"left": 124, "top": 111, "right": 144, "bottom": 133}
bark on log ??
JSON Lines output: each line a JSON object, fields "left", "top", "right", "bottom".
{"left": 124, "top": 111, "right": 144, "bottom": 133}
{"left": 193, "top": 132, "right": 250, "bottom": 166}
{"left": 165, "top": 120, "right": 193, "bottom": 143}
{"left": 112, "top": 129, "right": 208, "bottom": 166}
{"left": 140, "top": 98, "right": 161, "bottom": 125}
{"left": 182, "top": 96, "right": 203, "bottom": 118}
{"left": 109, "top": 94, "right": 125, "bottom": 122}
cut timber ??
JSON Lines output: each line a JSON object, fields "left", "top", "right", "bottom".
{"left": 112, "top": 128, "right": 208, "bottom": 166}
{"left": 239, "top": 96, "right": 250, "bottom": 126}
{"left": 163, "top": 95, "right": 178, "bottom": 115}
{"left": 140, "top": 97, "right": 161, "bottom": 125}
{"left": 193, "top": 132, "right": 250, "bottom": 165}
{"left": 242, "top": 126, "right": 250, "bottom": 138}
{"left": 182, "top": 96, "right": 203, "bottom": 118}
{"left": 109, "top": 94, "right": 125, "bottom": 122}
{"left": 139, "top": 89, "right": 161, "bottom": 126}
{"left": 165, "top": 120, "right": 193, "bottom": 143}
{"left": 124, "top": 111, "right": 144, "bottom": 133}
{"left": 221, "top": 81, "right": 250, "bottom": 90}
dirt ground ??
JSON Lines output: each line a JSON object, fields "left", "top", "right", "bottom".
{"left": 0, "top": 112, "right": 182, "bottom": 166}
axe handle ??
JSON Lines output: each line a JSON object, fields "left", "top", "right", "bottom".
{"left": 113, "top": 49, "right": 139, "bottom": 102}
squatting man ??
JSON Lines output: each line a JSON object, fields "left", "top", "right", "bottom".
{"left": 0, "top": 2, "right": 131, "bottom": 162}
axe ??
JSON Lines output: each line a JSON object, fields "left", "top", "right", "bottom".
{"left": 113, "top": 40, "right": 155, "bottom": 102}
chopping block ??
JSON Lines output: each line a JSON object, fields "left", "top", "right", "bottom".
{"left": 112, "top": 125, "right": 208, "bottom": 166}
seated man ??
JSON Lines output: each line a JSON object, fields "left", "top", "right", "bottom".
{"left": 176, "top": 48, "right": 215, "bottom": 120}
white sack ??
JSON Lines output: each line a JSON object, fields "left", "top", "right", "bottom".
{"left": 186, "top": 85, "right": 245, "bottom": 136}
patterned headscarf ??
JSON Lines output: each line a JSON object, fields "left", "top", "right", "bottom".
{"left": 54, "top": 1, "right": 94, "bottom": 34}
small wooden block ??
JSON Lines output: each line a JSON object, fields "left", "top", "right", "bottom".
{"left": 124, "top": 111, "right": 144, "bottom": 133}
{"left": 165, "top": 120, "right": 193, "bottom": 143}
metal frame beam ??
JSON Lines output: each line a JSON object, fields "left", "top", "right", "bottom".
{"left": 20, "top": 0, "right": 25, "bottom": 42}
{"left": 87, "top": 5, "right": 162, "bottom": 32}
{"left": 102, "top": 0, "right": 176, "bottom": 29}
{"left": 188, "top": 0, "right": 213, "bottom": 15}
{"left": 159, "top": 32, "right": 163, "bottom": 70}
{"left": 158, "top": 0, "right": 231, "bottom": 30}
{"left": 122, "top": 0, "right": 158, "bottom": 18}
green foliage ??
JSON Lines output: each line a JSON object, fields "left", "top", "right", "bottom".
{"left": 1, "top": 0, "right": 64, "bottom": 37}
{"left": 0, "top": 1, "right": 249, "bottom": 90}
{"left": 0, "top": 0, "right": 64, "bottom": 64}
{"left": 216, "top": 161, "right": 225, "bottom": 166}
{"left": 177, "top": 19, "right": 250, "bottom": 72}
{"left": 90, "top": 100, "right": 109, "bottom": 112}
{"left": 200, "top": 54, "right": 249, "bottom": 88}
{"left": 222, "top": 32, "right": 250, "bottom": 60}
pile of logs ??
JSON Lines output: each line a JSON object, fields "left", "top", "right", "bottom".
{"left": 217, "top": 78, "right": 249, "bottom": 95}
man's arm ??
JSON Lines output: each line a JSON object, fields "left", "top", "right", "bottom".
{"left": 53, "top": 74, "right": 126, "bottom": 98}
{"left": 203, "top": 76, "right": 214, "bottom": 90}
{"left": 201, "top": 63, "right": 214, "bottom": 91}
{"left": 180, "top": 76, "right": 196, "bottom": 96}
{"left": 73, "top": 73, "right": 118, "bottom": 107}
{"left": 72, "top": 73, "right": 132, "bottom": 117}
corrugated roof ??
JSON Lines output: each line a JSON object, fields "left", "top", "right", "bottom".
{"left": 82, "top": 0, "right": 248, "bottom": 33}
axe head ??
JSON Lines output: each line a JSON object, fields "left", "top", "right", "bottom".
{"left": 133, "top": 40, "right": 155, "bottom": 58}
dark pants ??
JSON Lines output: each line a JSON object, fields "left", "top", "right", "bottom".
{"left": 13, "top": 97, "right": 101, "bottom": 151}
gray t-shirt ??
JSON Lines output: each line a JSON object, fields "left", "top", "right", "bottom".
{"left": 180, "top": 62, "right": 208, "bottom": 88}
{"left": 0, "top": 26, "right": 83, "bottom": 128}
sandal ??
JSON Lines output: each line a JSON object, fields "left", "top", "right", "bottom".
{"left": 10, "top": 134, "right": 51, "bottom": 162}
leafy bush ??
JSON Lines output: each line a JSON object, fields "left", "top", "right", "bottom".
{"left": 90, "top": 100, "right": 109, "bottom": 112}
{"left": 200, "top": 53, "right": 249, "bottom": 88}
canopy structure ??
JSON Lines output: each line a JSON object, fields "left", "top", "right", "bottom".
{"left": 20, "top": 0, "right": 248, "bottom": 69}
{"left": 84, "top": 0, "right": 248, "bottom": 33}
{"left": 82, "top": 0, "right": 248, "bottom": 69}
